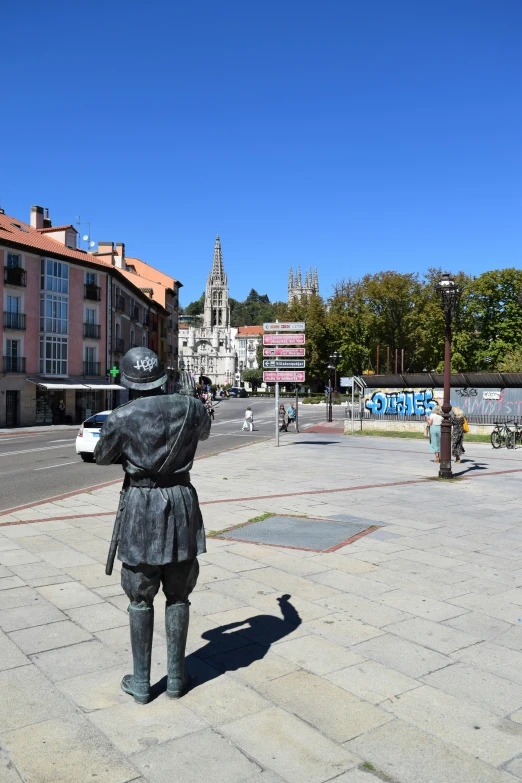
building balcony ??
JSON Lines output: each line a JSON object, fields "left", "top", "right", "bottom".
{"left": 83, "top": 361, "right": 101, "bottom": 376}
{"left": 84, "top": 283, "right": 101, "bottom": 301}
{"left": 3, "top": 312, "right": 26, "bottom": 330}
{"left": 4, "top": 266, "right": 27, "bottom": 287}
{"left": 143, "top": 313, "right": 150, "bottom": 327}
{"left": 83, "top": 323, "right": 101, "bottom": 339}
{"left": 3, "top": 356, "right": 26, "bottom": 373}
{"left": 131, "top": 307, "right": 140, "bottom": 322}
{"left": 168, "top": 346, "right": 173, "bottom": 355}
{"left": 114, "top": 338, "right": 125, "bottom": 354}
{"left": 151, "top": 319, "right": 158, "bottom": 333}
{"left": 115, "top": 296, "right": 126, "bottom": 313}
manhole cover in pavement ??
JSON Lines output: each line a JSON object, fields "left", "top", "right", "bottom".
{"left": 217, "top": 514, "right": 379, "bottom": 552}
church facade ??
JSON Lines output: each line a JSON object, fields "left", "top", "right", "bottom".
{"left": 178, "top": 236, "right": 237, "bottom": 386}
{"left": 288, "top": 266, "right": 319, "bottom": 303}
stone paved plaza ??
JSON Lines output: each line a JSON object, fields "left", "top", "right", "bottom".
{"left": 1, "top": 433, "right": 522, "bottom": 782}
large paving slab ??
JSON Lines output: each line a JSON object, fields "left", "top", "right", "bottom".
{"left": 132, "top": 727, "right": 261, "bottom": 783}
{"left": 221, "top": 707, "right": 359, "bottom": 783}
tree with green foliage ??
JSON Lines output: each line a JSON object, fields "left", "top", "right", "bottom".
{"left": 287, "top": 294, "right": 329, "bottom": 387}
{"left": 327, "top": 279, "right": 374, "bottom": 376}
{"left": 184, "top": 292, "right": 205, "bottom": 315}
{"left": 242, "top": 368, "right": 263, "bottom": 390}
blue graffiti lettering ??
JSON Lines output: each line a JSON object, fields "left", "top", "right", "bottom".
{"left": 365, "top": 389, "right": 436, "bottom": 416}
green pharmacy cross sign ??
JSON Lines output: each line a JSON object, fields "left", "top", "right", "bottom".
{"left": 109, "top": 366, "right": 120, "bottom": 379}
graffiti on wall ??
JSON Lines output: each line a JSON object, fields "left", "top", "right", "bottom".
{"left": 365, "top": 389, "right": 437, "bottom": 416}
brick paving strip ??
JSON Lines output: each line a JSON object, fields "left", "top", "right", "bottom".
{"left": 2, "top": 464, "right": 522, "bottom": 528}
{"left": 1, "top": 433, "right": 522, "bottom": 783}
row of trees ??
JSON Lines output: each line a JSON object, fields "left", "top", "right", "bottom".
{"left": 183, "top": 268, "right": 522, "bottom": 389}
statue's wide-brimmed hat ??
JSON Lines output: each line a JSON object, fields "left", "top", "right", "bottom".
{"left": 120, "top": 348, "right": 167, "bottom": 390}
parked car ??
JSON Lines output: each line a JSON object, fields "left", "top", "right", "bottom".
{"left": 228, "top": 387, "right": 249, "bottom": 398}
{"left": 76, "top": 410, "right": 112, "bottom": 462}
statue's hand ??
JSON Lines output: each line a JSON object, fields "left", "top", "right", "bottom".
{"left": 177, "top": 370, "right": 196, "bottom": 397}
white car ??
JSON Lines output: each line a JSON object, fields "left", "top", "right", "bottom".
{"left": 76, "top": 410, "right": 112, "bottom": 462}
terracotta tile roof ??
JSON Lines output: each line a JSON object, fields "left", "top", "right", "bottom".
{"left": 237, "top": 325, "right": 264, "bottom": 336}
{"left": 0, "top": 211, "right": 110, "bottom": 269}
{"left": 37, "top": 225, "right": 76, "bottom": 233}
{"left": 119, "top": 268, "right": 169, "bottom": 310}
{"left": 125, "top": 256, "right": 180, "bottom": 288}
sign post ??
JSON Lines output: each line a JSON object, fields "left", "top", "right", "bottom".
{"left": 263, "top": 324, "right": 305, "bottom": 447}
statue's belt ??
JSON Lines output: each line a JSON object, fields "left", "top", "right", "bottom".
{"left": 126, "top": 473, "right": 191, "bottom": 489}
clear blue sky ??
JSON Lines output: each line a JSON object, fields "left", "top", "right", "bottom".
{"left": 2, "top": 1, "right": 521, "bottom": 306}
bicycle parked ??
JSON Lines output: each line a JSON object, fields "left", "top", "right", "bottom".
{"left": 507, "top": 420, "right": 522, "bottom": 450}
{"left": 491, "top": 421, "right": 516, "bottom": 449}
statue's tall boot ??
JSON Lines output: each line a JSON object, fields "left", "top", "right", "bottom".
{"left": 165, "top": 602, "right": 190, "bottom": 698}
{"left": 121, "top": 604, "right": 154, "bottom": 704}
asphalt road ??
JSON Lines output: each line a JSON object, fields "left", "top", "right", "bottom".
{"left": 0, "top": 398, "right": 345, "bottom": 512}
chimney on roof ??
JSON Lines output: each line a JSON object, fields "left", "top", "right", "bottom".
{"left": 97, "top": 241, "right": 115, "bottom": 258}
{"left": 30, "top": 206, "right": 44, "bottom": 229}
{"left": 0, "top": 208, "right": 4, "bottom": 215}
{"left": 43, "top": 208, "right": 52, "bottom": 229}
{"left": 115, "top": 243, "right": 125, "bottom": 269}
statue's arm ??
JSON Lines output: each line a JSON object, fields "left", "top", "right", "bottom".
{"left": 197, "top": 399, "right": 211, "bottom": 442}
{"left": 95, "top": 413, "right": 123, "bottom": 465}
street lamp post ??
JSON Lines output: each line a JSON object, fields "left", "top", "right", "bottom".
{"left": 327, "top": 351, "right": 340, "bottom": 423}
{"left": 436, "top": 273, "right": 461, "bottom": 479}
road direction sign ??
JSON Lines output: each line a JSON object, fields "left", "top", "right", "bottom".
{"left": 263, "top": 371, "right": 306, "bottom": 382}
{"left": 263, "top": 347, "right": 306, "bottom": 357}
{"left": 263, "top": 334, "right": 306, "bottom": 346}
{"left": 263, "top": 359, "right": 306, "bottom": 369}
{"left": 263, "top": 322, "right": 305, "bottom": 332}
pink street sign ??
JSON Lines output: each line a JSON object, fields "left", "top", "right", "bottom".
{"left": 263, "top": 371, "right": 306, "bottom": 382}
{"left": 263, "top": 333, "right": 305, "bottom": 345}
{"left": 263, "top": 347, "right": 306, "bottom": 357}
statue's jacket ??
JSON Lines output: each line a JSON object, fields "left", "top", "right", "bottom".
{"left": 95, "top": 395, "right": 211, "bottom": 566}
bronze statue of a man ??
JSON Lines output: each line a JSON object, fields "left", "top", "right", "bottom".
{"left": 95, "top": 347, "right": 210, "bottom": 704}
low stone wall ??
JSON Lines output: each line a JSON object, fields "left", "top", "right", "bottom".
{"left": 344, "top": 419, "right": 492, "bottom": 436}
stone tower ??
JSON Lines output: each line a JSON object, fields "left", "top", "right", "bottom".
{"left": 288, "top": 265, "right": 319, "bottom": 303}
{"left": 204, "top": 235, "right": 230, "bottom": 328}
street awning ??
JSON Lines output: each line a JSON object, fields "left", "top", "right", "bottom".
{"left": 26, "top": 378, "right": 125, "bottom": 391}
{"left": 83, "top": 384, "right": 126, "bottom": 390}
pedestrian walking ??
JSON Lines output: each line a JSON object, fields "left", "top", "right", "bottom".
{"left": 95, "top": 348, "right": 211, "bottom": 704}
{"left": 278, "top": 404, "right": 288, "bottom": 432}
{"left": 242, "top": 406, "right": 254, "bottom": 431}
{"left": 426, "top": 404, "right": 443, "bottom": 463}
{"left": 57, "top": 398, "right": 66, "bottom": 424}
{"left": 287, "top": 404, "right": 296, "bottom": 430}
{"left": 450, "top": 405, "right": 466, "bottom": 463}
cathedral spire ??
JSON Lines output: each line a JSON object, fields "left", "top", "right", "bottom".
{"left": 296, "top": 266, "right": 302, "bottom": 286}
{"left": 211, "top": 235, "right": 225, "bottom": 281}
{"left": 288, "top": 266, "right": 293, "bottom": 287}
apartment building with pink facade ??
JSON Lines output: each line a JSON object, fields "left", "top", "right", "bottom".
{"left": 0, "top": 205, "right": 181, "bottom": 427}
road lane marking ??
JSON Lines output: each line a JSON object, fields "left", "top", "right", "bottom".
{"left": 34, "top": 462, "right": 79, "bottom": 471}
{"left": 0, "top": 445, "right": 75, "bottom": 458}
{"left": 47, "top": 439, "right": 76, "bottom": 443}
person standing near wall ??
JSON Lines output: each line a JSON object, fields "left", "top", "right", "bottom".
{"left": 450, "top": 405, "right": 466, "bottom": 463}
{"left": 427, "top": 404, "right": 443, "bottom": 463}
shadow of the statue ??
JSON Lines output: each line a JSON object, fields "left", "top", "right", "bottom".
{"left": 151, "top": 593, "right": 301, "bottom": 699}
